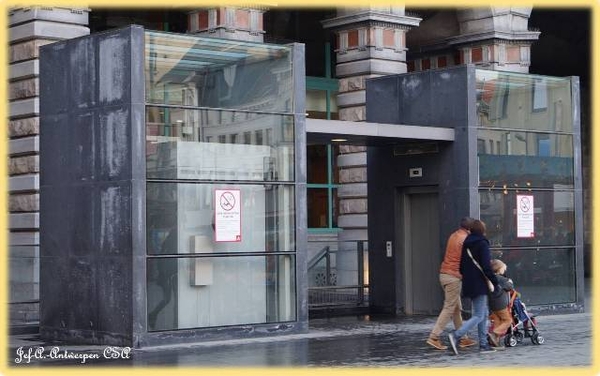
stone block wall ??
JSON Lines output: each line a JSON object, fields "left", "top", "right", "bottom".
{"left": 8, "top": 7, "right": 89, "bottom": 327}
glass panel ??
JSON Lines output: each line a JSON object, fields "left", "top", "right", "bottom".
{"left": 331, "top": 188, "right": 339, "bottom": 228}
{"left": 475, "top": 69, "right": 573, "bottom": 132}
{"left": 307, "top": 145, "right": 328, "bottom": 184}
{"left": 494, "top": 248, "right": 575, "bottom": 306}
{"left": 145, "top": 30, "right": 294, "bottom": 113}
{"left": 306, "top": 89, "right": 327, "bottom": 116}
{"left": 147, "top": 182, "right": 295, "bottom": 254}
{"left": 331, "top": 144, "right": 339, "bottom": 184}
{"left": 478, "top": 130, "right": 574, "bottom": 188}
{"left": 308, "top": 188, "right": 328, "bottom": 228}
{"left": 305, "top": 90, "right": 338, "bottom": 120}
{"left": 480, "top": 190, "right": 575, "bottom": 248}
{"left": 146, "top": 107, "right": 295, "bottom": 182}
{"left": 308, "top": 244, "right": 365, "bottom": 287}
{"left": 147, "top": 255, "right": 296, "bottom": 331}
{"left": 307, "top": 240, "right": 369, "bottom": 307}
{"left": 9, "top": 246, "right": 39, "bottom": 303}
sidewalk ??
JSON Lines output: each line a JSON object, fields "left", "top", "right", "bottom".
{"left": 8, "top": 310, "right": 592, "bottom": 368}
{"left": 7, "top": 279, "right": 593, "bottom": 368}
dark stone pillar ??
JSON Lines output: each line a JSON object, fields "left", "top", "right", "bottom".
{"left": 39, "top": 25, "right": 146, "bottom": 346}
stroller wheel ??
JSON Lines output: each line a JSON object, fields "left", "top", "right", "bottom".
{"left": 515, "top": 331, "right": 524, "bottom": 343}
{"left": 505, "top": 334, "right": 518, "bottom": 347}
{"left": 532, "top": 332, "right": 545, "bottom": 345}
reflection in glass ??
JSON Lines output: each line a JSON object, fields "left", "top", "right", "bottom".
{"left": 307, "top": 145, "right": 328, "bottom": 184}
{"left": 478, "top": 130, "right": 573, "bottom": 188}
{"left": 475, "top": 70, "right": 573, "bottom": 132}
{"left": 306, "top": 89, "right": 339, "bottom": 120}
{"left": 307, "top": 188, "right": 328, "bottom": 228}
{"left": 147, "top": 255, "right": 296, "bottom": 331}
{"left": 147, "top": 182, "right": 295, "bottom": 255}
{"left": 306, "top": 188, "right": 338, "bottom": 229}
{"left": 480, "top": 190, "right": 575, "bottom": 248}
{"left": 494, "top": 248, "right": 575, "bottom": 305}
{"left": 145, "top": 30, "right": 293, "bottom": 113}
{"left": 146, "top": 107, "right": 295, "bottom": 181}
{"left": 144, "top": 30, "right": 300, "bottom": 333}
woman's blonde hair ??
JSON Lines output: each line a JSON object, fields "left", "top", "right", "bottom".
{"left": 491, "top": 259, "right": 507, "bottom": 274}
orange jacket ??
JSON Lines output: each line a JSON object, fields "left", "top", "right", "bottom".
{"left": 439, "top": 228, "right": 469, "bottom": 279}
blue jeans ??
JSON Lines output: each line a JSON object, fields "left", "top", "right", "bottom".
{"left": 453, "top": 294, "right": 489, "bottom": 348}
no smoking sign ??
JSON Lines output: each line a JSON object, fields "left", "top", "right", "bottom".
{"left": 214, "top": 189, "right": 241, "bottom": 242}
{"left": 516, "top": 194, "right": 535, "bottom": 238}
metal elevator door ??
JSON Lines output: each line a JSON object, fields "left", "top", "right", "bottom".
{"left": 403, "top": 189, "right": 442, "bottom": 315}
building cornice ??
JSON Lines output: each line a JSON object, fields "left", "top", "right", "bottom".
{"left": 447, "top": 30, "right": 540, "bottom": 45}
{"left": 322, "top": 11, "right": 421, "bottom": 31}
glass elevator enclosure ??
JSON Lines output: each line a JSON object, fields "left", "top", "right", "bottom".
{"left": 144, "top": 31, "right": 301, "bottom": 331}
{"left": 366, "top": 66, "right": 582, "bottom": 315}
{"left": 40, "top": 26, "right": 307, "bottom": 347}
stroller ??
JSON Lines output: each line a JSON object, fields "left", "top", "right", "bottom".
{"left": 495, "top": 289, "right": 545, "bottom": 347}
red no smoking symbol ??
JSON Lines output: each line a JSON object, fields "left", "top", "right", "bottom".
{"left": 219, "top": 192, "right": 236, "bottom": 211}
{"left": 519, "top": 196, "right": 531, "bottom": 212}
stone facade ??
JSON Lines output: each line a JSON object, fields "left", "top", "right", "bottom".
{"left": 322, "top": 8, "right": 421, "bottom": 286}
{"left": 407, "top": 7, "right": 540, "bottom": 73}
{"left": 322, "top": 8, "right": 421, "bottom": 255}
{"left": 187, "top": 7, "right": 266, "bottom": 42}
{"left": 8, "top": 6, "right": 90, "bottom": 327}
{"left": 321, "top": 7, "right": 543, "bottom": 289}
{"left": 7, "top": 6, "right": 589, "bottom": 331}
{"left": 324, "top": 7, "right": 541, "bottom": 246}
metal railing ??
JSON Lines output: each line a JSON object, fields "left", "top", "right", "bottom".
{"left": 307, "top": 240, "right": 369, "bottom": 309}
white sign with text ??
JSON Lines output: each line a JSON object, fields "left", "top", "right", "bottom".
{"left": 516, "top": 194, "right": 535, "bottom": 238}
{"left": 214, "top": 189, "right": 242, "bottom": 242}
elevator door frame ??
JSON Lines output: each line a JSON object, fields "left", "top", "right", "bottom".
{"left": 398, "top": 185, "right": 442, "bottom": 315}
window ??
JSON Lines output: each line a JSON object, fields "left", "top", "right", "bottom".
{"left": 255, "top": 130, "right": 263, "bottom": 145}
{"left": 244, "top": 131, "right": 252, "bottom": 145}
{"left": 477, "top": 138, "right": 486, "bottom": 154}
{"left": 307, "top": 144, "right": 339, "bottom": 230}
{"left": 532, "top": 77, "right": 548, "bottom": 112}
{"left": 305, "top": 42, "right": 338, "bottom": 120}
{"left": 305, "top": 42, "right": 339, "bottom": 231}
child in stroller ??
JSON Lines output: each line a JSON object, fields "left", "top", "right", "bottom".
{"left": 487, "top": 260, "right": 545, "bottom": 347}
{"left": 487, "top": 259, "right": 514, "bottom": 347}
{"left": 502, "top": 289, "right": 545, "bottom": 346}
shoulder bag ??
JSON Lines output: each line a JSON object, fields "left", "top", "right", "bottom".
{"left": 466, "top": 248, "right": 495, "bottom": 293}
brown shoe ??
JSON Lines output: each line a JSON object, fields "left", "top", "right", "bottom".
{"left": 426, "top": 338, "right": 448, "bottom": 350}
{"left": 459, "top": 337, "right": 477, "bottom": 348}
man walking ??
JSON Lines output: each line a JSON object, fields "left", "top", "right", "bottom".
{"left": 426, "top": 217, "right": 477, "bottom": 350}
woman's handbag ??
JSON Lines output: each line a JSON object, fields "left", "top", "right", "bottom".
{"left": 466, "top": 248, "right": 495, "bottom": 293}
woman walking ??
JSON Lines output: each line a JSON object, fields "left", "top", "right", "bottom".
{"left": 448, "top": 219, "right": 498, "bottom": 354}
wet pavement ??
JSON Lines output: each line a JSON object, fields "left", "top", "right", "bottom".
{"left": 8, "top": 310, "right": 592, "bottom": 368}
{"left": 7, "top": 279, "right": 594, "bottom": 369}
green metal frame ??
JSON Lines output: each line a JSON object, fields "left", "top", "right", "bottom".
{"left": 306, "top": 43, "right": 340, "bottom": 233}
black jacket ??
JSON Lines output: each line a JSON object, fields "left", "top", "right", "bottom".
{"left": 459, "top": 233, "right": 498, "bottom": 299}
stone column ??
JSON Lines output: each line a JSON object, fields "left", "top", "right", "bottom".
{"left": 451, "top": 7, "right": 540, "bottom": 73}
{"left": 8, "top": 6, "right": 89, "bottom": 327}
{"left": 322, "top": 7, "right": 421, "bottom": 285}
{"left": 408, "top": 7, "right": 540, "bottom": 74}
{"left": 187, "top": 6, "right": 266, "bottom": 42}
